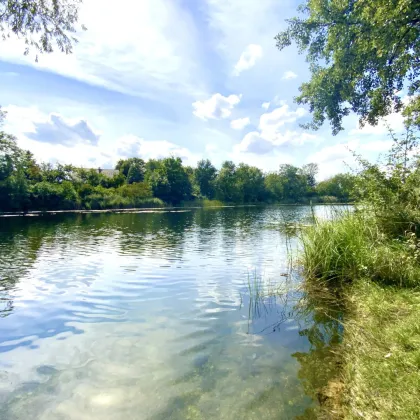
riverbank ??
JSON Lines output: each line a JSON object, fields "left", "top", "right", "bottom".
{"left": 301, "top": 211, "right": 420, "bottom": 418}
{"left": 0, "top": 202, "right": 353, "bottom": 217}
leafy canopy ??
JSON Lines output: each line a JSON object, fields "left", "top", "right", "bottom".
{"left": 276, "top": 0, "right": 420, "bottom": 134}
{"left": 0, "top": 0, "right": 84, "bottom": 57}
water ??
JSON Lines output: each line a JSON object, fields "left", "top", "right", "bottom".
{"left": 0, "top": 206, "right": 340, "bottom": 419}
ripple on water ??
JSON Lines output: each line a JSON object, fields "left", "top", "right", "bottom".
{"left": 0, "top": 207, "right": 330, "bottom": 419}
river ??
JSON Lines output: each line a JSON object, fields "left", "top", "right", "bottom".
{"left": 0, "top": 205, "right": 341, "bottom": 419}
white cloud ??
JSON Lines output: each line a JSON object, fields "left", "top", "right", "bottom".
{"left": 307, "top": 142, "right": 356, "bottom": 180}
{"left": 4, "top": 105, "right": 100, "bottom": 147}
{"left": 361, "top": 140, "right": 394, "bottom": 152}
{"left": 230, "top": 117, "right": 251, "bottom": 130}
{"left": 204, "top": 0, "right": 283, "bottom": 63}
{"left": 192, "top": 93, "right": 242, "bottom": 120}
{"left": 115, "top": 135, "right": 200, "bottom": 166}
{"left": 307, "top": 139, "right": 394, "bottom": 180}
{"left": 259, "top": 104, "right": 306, "bottom": 137}
{"left": 233, "top": 44, "right": 263, "bottom": 75}
{"left": 233, "top": 104, "right": 316, "bottom": 154}
{"left": 0, "top": 0, "right": 206, "bottom": 99}
{"left": 309, "top": 143, "right": 354, "bottom": 165}
{"left": 261, "top": 102, "right": 270, "bottom": 110}
{"left": 28, "top": 114, "right": 100, "bottom": 146}
{"left": 349, "top": 112, "right": 406, "bottom": 136}
{"left": 3, "top": 105, "right": 200, "bottom": 168}
{"left": 282, "top": 71, "right": 297, "bottom": 80}
{"left": 235, "top": 130, "right": 316, "bottom": 154}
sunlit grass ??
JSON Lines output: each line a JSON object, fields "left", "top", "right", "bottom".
{"left": 342, "top": 280, "right": 420, "bottom": 419}
{"left": 301, "top": 211, "right": 420, "bottom": 288}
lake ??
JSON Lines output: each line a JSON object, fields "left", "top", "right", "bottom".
{"left": 0, "top": 206, "right": 340, "bottom": 419}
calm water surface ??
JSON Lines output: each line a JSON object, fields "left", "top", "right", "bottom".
{"left": 0, "top": 206, "right": 339, "bottom": 419}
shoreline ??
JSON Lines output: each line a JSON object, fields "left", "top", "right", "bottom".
{"left": 0, "top": 202, "right": 353, "bottom": 217}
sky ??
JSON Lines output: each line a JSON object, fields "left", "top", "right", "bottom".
{"left": 0, "top": 0, "right": 407, "bottom": 180}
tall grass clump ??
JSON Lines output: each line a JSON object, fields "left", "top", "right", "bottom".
{"left": 301, "top": 211, "right": 375, "bottom": 284}
{"left": 302, "top": 210, "right": 420, "bottom": 288}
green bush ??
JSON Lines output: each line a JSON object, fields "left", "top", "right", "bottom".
{"left": 30, "top": 181, "right": 79, "bottom": 210}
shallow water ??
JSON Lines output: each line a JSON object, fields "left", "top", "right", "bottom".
{"left": 0, "top": 206, "right": 341, "bottom": 419}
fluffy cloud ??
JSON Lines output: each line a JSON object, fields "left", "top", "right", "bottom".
{"left": 115, "top": 135, "right": 200, "bottom": 165}
{"left": 233, "top": 44, "right": 263, "bottom": 75}
{"left": 4, "top": 105, "right": 100, "bottom": 147}
{"left": 193, "top": 93, "right": 242, "bottom": 120}
{"left": 235, "top": 130, "right": 316, "bottom": 154}
{"left": 282, "top": 71, "right": 297, "bottom": 80}
{"left": 3, "top": 105, "right": 201, "bottom": 168}
{"left": 25, "top": 114, "right": 100, "bottom": 146}
{"left": 261, "top": 102, "right": 270, "bottom": 110}
{"left": 230, "top": 117, "right": 251, "bottom": 130}
{"left": 307, "top": 142, "right": 356, "bottom": 180}
{"left": 233, "top": 104, "right": 315, "bottom": 154}
{"left": 259, "top": 104, "right": 306, "bottom": 134}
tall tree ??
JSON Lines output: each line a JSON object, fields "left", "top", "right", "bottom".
{"left": 195, "top": 159, "right": 217, "bottom": 199}
{"left": 300, "top": 163, "right": 319, "bottom": 188}
{"left": 215, "top": 161, "right": 239, "bottom": 202}
{"left": 146, "top": 157, "right": 191, "bottom": 204}
{"left": 126, "top": 161, "right": 145, "bottom": 184}
{"left": 276, "top": 0, "right": 420, "bottom": 134}
{"left": 116, "top": 158, "right": 145, "bottom": 180}
{"left": 279, "top": 164, "right": 308, "bottom": 201}
{"left": 264, "top": 172, "right": 284, "bottom": 202}
{"left": 0, "top": 0, "right": 85, "bottom": 56}
{"left": 235, "top": 163, "right": 265, "bottom": 203}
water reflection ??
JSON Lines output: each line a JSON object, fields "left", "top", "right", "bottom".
{"left": 0, "top": 206, "right": 344, "bottom": 419}
{"left": 293, "top": 285, "right": 345, "bottom": 419}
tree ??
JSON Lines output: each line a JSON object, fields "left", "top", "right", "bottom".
{"left": 116, "top": 158, "right": 145, "bottom": 179}
{"left": 195, "top": 159, "right": 217, "bottom": 198}
{"left": 235, "top": 163, "right": 265, "bottom": 202}
{"left": 300, "top": 163, "right": 318, "bottom": 189}
{"left": 146, "top": 157, "right": 191, "bottom": 204}
{"left": 279, "top": 164, "right": 308, "bottom": 201}
{"left": 264, "top": 172, "right": 284, "bottom": 202}
{"left": 0, "top": 132, "right": 29, "bottom": 210}
{"left": 317, "top": 173, "right": 356, "bottom": 202}
{"left": 215, "top": 161, "right": 239, "bottom": 202}
{"left": 0, "top": 0, "right": 85, "bottom": 57}
{"left": 276, "top": 0, "right": 420, "bottom": 134}
{"left": 126, "top": 161, "right": 145, "bottom": 184}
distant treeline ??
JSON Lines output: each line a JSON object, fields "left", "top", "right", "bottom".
{"left": 0, "top": 133, "right": 355, "bottom": 212}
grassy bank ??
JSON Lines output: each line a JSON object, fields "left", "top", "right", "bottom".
{"left": 301, "top": 212, "right": 420, "bottom": 418}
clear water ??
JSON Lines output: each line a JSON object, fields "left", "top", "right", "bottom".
{"left": 0, "top": 206, "right": 340, "bottom": 419}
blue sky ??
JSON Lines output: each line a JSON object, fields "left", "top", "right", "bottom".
{"left": 0, "top": 0, "right": 405, "bottom": 179}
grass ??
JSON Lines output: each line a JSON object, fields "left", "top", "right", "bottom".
{"left": 300, "top": 210, "right": 420, "bottom": 418}
{"left": 341, "top": 280, "right": 420, "bottom": 419}
{"left": 301, "top": 210, "right": 420, "bottom": 288}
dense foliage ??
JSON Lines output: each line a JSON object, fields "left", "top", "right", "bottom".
{"left": 0, "top": 132, "right": 355, "bottom": 212}
{"left": 276, "top": 0, "right": 420, "bottom": 134}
